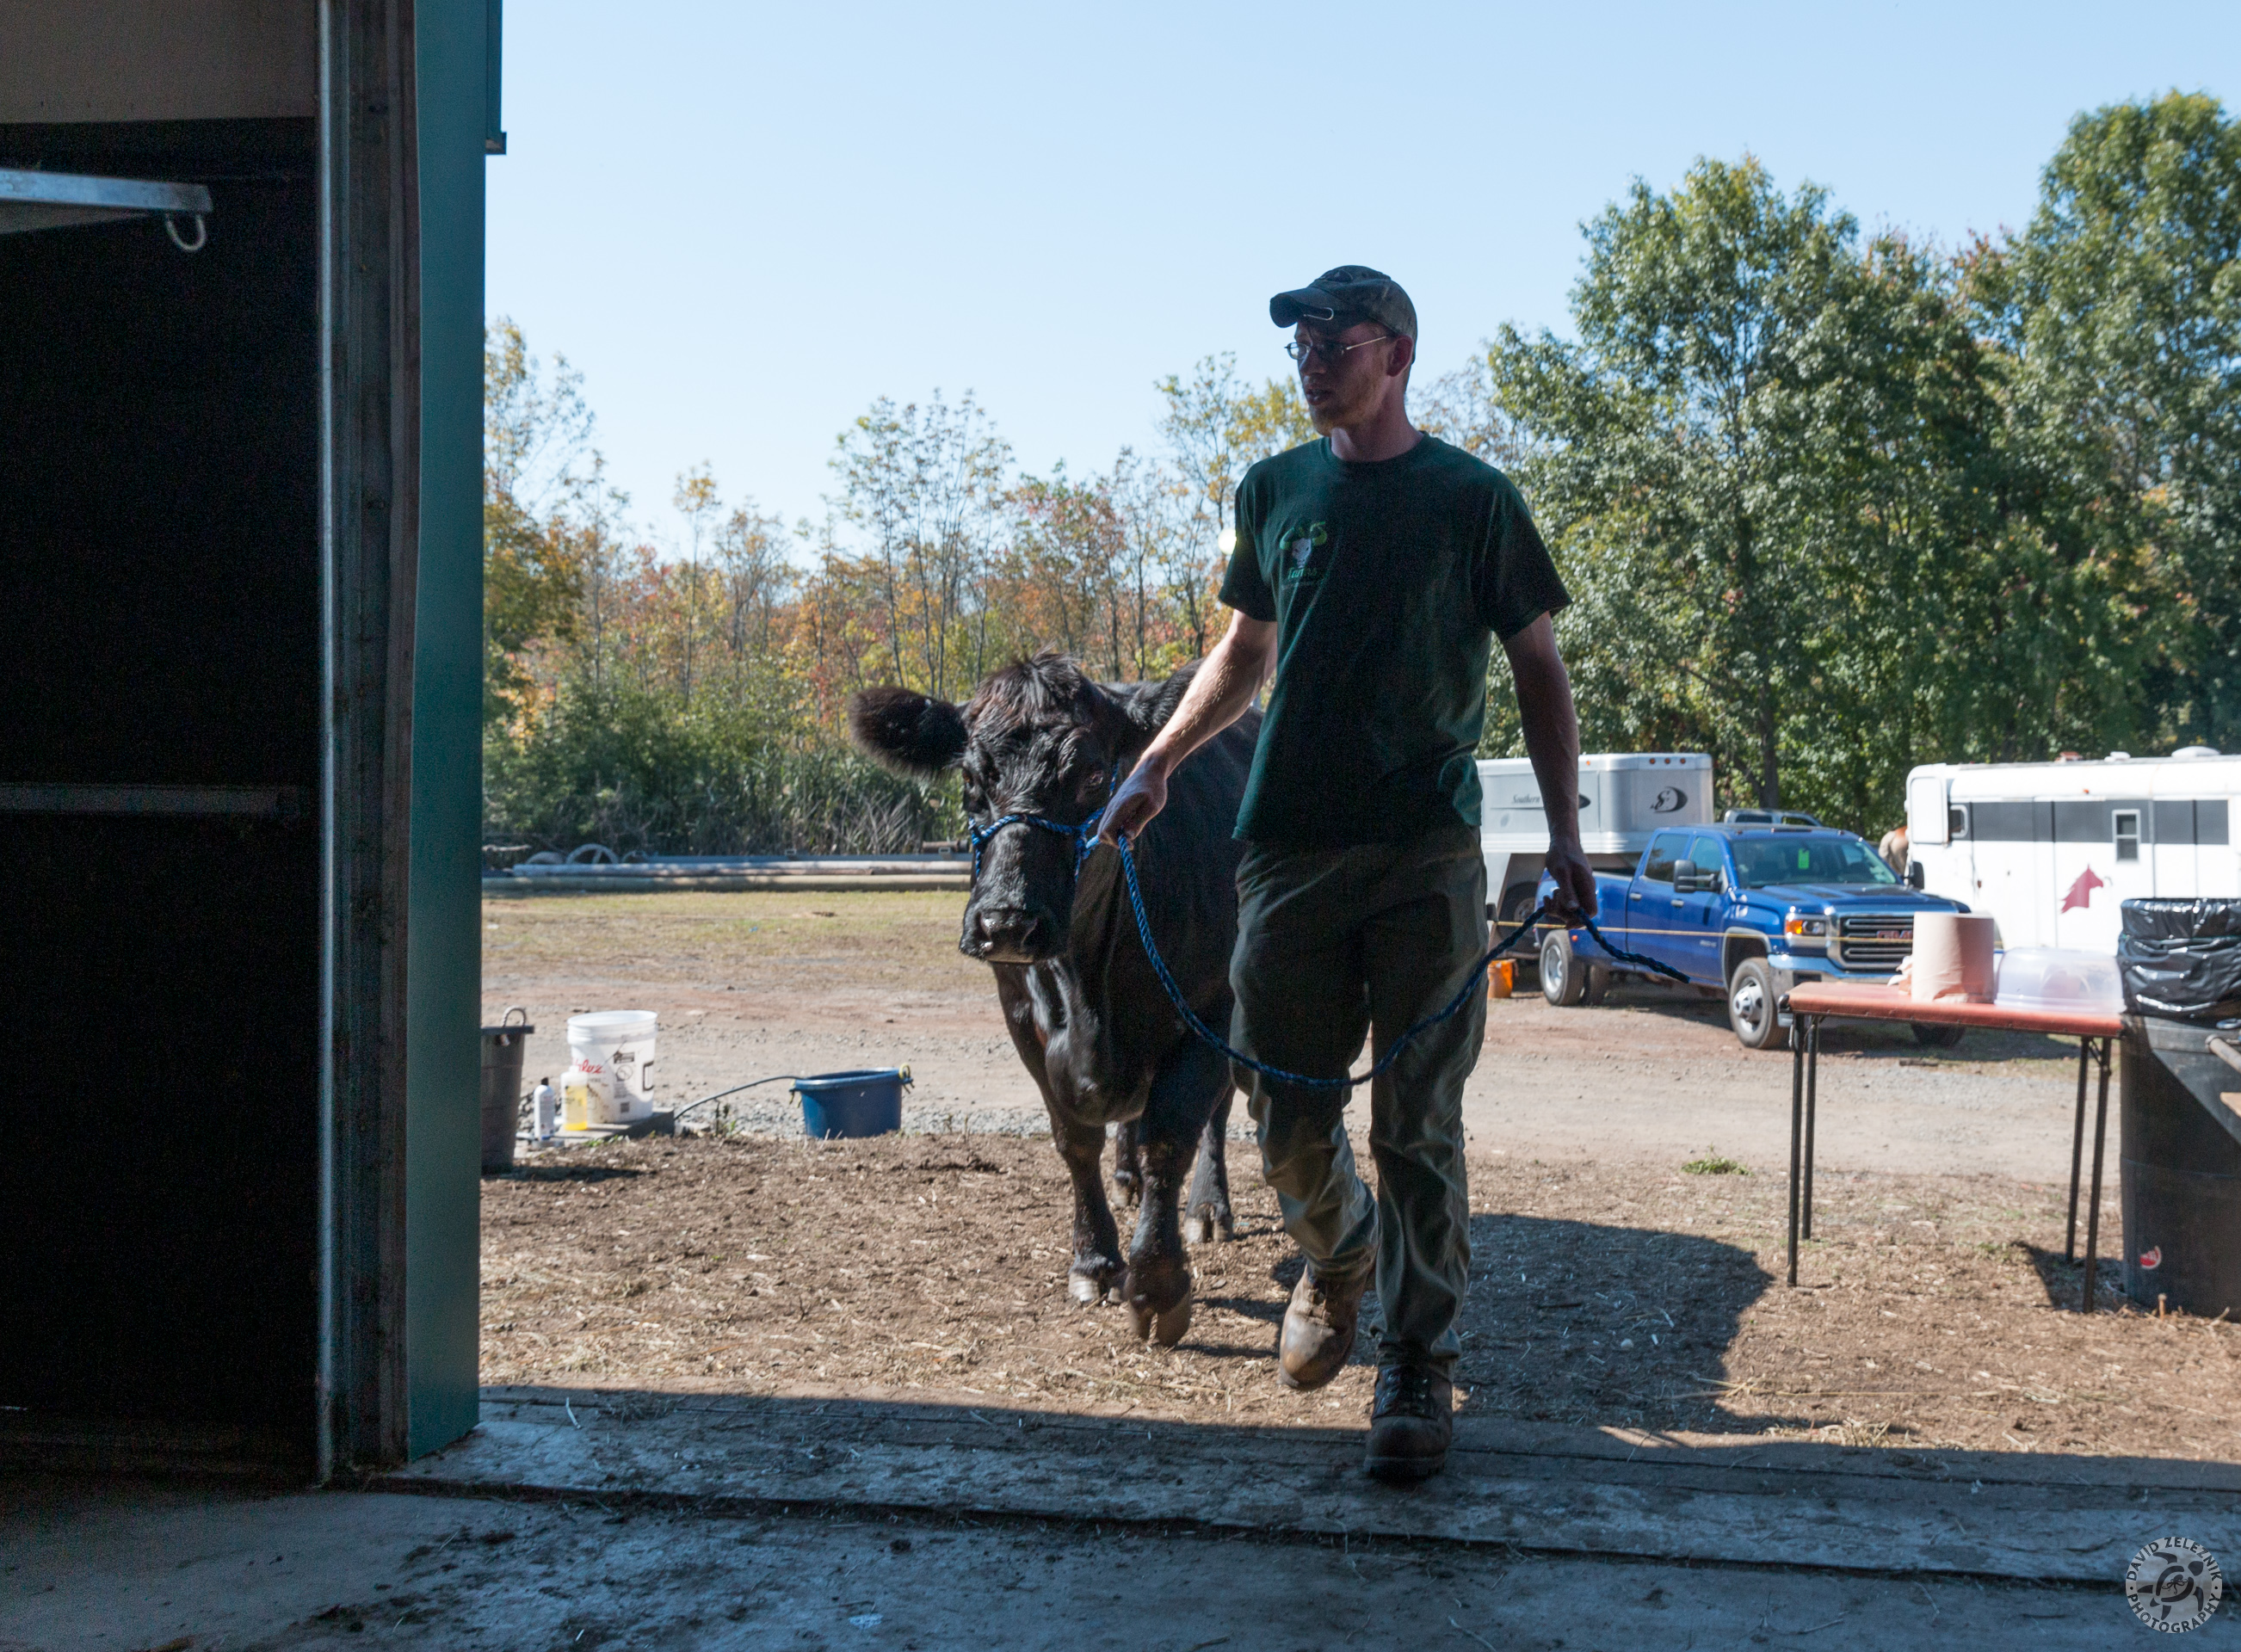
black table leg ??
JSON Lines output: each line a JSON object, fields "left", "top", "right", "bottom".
{"left": 2066, "top": 1037, "right": 2090, "bottom": 1261}
{"left": 1802, "top": 1015, "right": 1820, "bottom": 1241}
{"left": 1787, "top": 1007, "right": 1804, "bottom": 1287}
{"left": 2082, "top": 1035, "right": 2113, "bottom": 1312}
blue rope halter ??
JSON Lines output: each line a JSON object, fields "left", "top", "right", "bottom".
{"left": 965, "top": 803, "right": 1686, "bottom": 1094}
{"left": 966, "top": 806, "right": 1107, "bottom": 885}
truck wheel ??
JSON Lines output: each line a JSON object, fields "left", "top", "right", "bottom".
{"left": 1911, "top": 1022, "right": 1966, "bottom": 1049}
{"left": 1540, "top": 932, "right": 1589, "bottom": 1007}
{"left": 1726, "top": 959, "right": 1784, "bottom": 1051}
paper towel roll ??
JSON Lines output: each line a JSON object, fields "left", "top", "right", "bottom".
{"left": 1911, "top": 911, "right": 1997, "bottom": 1003}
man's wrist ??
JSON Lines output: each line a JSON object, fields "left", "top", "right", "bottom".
{"left": 1134, "top": 740, "right": 1180, "bottom": 780}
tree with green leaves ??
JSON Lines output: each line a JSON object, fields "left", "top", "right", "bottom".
{"left": 830, "top": 391, "right": 1013, "bottom": 703}
{"left": 483, "top": 318, "right": 627, "bottom": 727}
{"left": 1491, "top": 157, "right": 1878, "bottom": 811}
{"left": 1154, "top": 354, "right": 1315, "bottom": 656}
{"left": 2000, "top": 92, "right": 2241, "bottom": 751}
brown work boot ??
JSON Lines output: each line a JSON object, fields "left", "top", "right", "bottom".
{"left": 1277, "top": 1263, "right": 1368, "bottom": 1391}
{"left": 1365, "top": 1363, "right": 1453, "bottom": 1482}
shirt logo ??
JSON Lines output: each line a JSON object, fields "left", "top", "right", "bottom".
{"left": 1284, "top": 522, "right": 1330, "bottom": 580}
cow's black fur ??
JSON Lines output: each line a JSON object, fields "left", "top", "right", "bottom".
{"left": 848, "top": 651, "right": 1252, "bottom": 1343}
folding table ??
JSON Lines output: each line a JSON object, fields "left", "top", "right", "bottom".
{"left": 1778, "top": 983, "right": 2124, "bottom": 1309}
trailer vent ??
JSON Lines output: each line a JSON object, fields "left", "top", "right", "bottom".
{"left": 1833, "top": 914, "right": 1915, "bottom": 971}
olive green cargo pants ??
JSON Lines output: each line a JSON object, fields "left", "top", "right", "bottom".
{"left": 1228, "top": 826, "right": 1486, "bottom": 1377}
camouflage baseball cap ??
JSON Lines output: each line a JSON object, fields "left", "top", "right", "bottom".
{"left": 1269, "top": 265, "right": 1417, "bottom": 340}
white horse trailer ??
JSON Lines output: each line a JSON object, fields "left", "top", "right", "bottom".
{"left": 1479, "top": 753, "right": 1714, "bottom": 922}
{"left": 1905, "top": 749, "right": 2238, "bottom": 952}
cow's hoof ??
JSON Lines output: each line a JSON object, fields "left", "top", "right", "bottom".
{"left": 1127, "top": 1293, "right": 1194, "bottom": 1347}
{"left": 1151, "top": 1298, "right": 1194, "bottom": 1346}
{"left": 1183, "top": 1209, "right": 1236, "bottom": 1246}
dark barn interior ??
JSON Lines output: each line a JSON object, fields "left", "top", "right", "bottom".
{"left": 0, "top": 3, "right": 488, "bottom": 1477}
{"left": 0, "top": 119, "right": 324, "bottom": 1461}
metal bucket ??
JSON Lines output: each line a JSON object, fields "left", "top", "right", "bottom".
{"left": 480, "top": 1007, "right": 534, "bottom": 1174}
{"left": 2121, "top": 1014, "right": 2241, "bottom": 1314}
{"left": 794, "top": 1069, "right": 909, "bottom": 1139}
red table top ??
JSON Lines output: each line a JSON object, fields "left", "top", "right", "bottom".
{"left": 1783, "top": 981, "right": 2123, "bottom": 1038}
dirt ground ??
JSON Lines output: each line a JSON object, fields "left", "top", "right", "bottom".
{"left": 482, "top": 1130, "right": 2238, "bottom": 1461}
{"left": 480, "top": 889, "right": 2236, "bottom": 1464}
{"left": 484, "top": 890, "right": 2096, "bottom": 1177}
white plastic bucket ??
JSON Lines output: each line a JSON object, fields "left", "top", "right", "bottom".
{"left": 564, "top": 1011, "right": 657, "bottom": 1127}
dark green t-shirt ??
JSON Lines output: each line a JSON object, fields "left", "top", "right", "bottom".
{"left": 1219, "top": 434, "right": 1569, "bottom": 848}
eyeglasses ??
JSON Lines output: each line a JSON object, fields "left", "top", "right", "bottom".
{"left": 1285, "top": 330, "right": 1392, "bottom": 365}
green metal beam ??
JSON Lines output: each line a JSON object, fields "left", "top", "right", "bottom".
{"left": 405, "top": 0, "right": 487, "bottom": 1461}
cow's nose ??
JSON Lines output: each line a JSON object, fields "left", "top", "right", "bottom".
{"left": 963, "top": 907, "right": 1050, "bottom": 963}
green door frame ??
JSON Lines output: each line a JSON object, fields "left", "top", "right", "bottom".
{"left": 317, "top": 0, "right": 485, "bottom": 1478}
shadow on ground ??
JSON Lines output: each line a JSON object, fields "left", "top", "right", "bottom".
{"left": 1221, "top": 1215, "right": 1778, "bottom": 1433}
{"left": 506, "top": 1162, "right": 646, "bottom": 1185}
{"left": 2022, "top": 1241, "right": 2130, "bottom": 1314}
{"left": 1458, "top": 1212, "right": 1779, "bottom": 1433}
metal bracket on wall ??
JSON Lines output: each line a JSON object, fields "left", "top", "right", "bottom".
{"left": 0, "top": 783, "right": 305, "bottom": 820}
{"left": 0, "top": 169, "right": 212, "bottom": 248}
{"left": 485, "top": 0, "right": 506, "bottom": 153}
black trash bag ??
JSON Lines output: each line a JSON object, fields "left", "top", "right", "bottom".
{"left": 2120, "top": 898, "right": 2241, "bottom": 1022}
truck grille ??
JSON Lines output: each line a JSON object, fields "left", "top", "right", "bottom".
{"left": 1832, "top": 914, "right": 1915, "bottom": 971}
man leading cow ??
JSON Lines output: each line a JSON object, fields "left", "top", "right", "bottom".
{"left": 1100, "top": 266, "right": 1596, "bottom": 1482}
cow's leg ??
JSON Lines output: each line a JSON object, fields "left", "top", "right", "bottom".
{"left": 1112, "top": 1118, "right": 1144, "bottom": 1206}
{"left": 1122, "top": 1129, "right": 1195, "bottom": 1345}
{"left": 1183, "top": 1084, "right": 1236, "bottom": 1245}
{"left": 1122, "top": 1037, "right": 1226, "bottom": 1346}
{"left": 995, "top": 968, "right": 1125, "bottom": 1305}
{"left": 1053, "top": 1110, "right": 1127, "bottom": 1304}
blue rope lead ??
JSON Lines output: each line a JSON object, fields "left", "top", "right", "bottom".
{"left": 1114, "top": 833, "right": 1686, "bottom": 1093}
{"left": 965, "top": 803, "right": 1690, "bottom": 1096}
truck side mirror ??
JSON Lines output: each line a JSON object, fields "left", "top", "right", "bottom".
{"left": 1906, "top": 862, "right": 1925, "bottom": 890}
{"left": 1674, "top": 864, "right": 1701, "bottom": 894}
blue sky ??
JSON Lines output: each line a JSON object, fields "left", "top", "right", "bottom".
{"left": 487, "top": 2, "right": 2237, "bottom": 546}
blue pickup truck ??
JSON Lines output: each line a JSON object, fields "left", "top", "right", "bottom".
{"left": 1534, "top": 812, "right": 1972, "bottom": 1050}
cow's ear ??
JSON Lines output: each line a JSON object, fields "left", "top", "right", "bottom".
{"left": 1138, "top": 663, "right": 1198, "bottom": 735}
{"left": 847, "top": 687, "right": 967, "bottom": 778}
{"left": 1108, "top": 663, "right": 1199, "bottom": 755}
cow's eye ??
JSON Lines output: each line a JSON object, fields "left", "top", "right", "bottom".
{"left": 1082, "top": 767, "right": 1106, "bottom": 792}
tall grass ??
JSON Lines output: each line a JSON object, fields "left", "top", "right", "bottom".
{"left": 484, "top": 673, "right": 960, "bottom": 856}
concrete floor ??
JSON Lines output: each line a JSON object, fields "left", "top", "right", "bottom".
{"left": 0, "top": 1471, "right": 2187, "bottom": 1651}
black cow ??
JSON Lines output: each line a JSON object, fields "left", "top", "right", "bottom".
{"left": 848, "top": 652, "right": 1253, "bottom": 1346}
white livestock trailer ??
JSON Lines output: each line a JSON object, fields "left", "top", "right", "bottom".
{"left": 1904, "top": 749, "right": 2239, "bottom": 952}
{"left": 1479, "top": 752, "right": 1714, "bottom": 922}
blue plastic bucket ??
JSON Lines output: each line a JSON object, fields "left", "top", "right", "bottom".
{"left": 795, "top": 1069, "right": 908, "bottom": 1138}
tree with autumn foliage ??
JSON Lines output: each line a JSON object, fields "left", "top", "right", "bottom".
{"left": 485, "top": 93, "right": 2236, "bottom": 852}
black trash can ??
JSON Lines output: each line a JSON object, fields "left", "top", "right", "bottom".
{"left": 2119, "top": 899, "right": 2241, "bottom": 1314}
{"left": 481, "top": 1007, "right": 534, "bottom": 1174}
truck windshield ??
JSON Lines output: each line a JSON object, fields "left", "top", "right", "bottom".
{"left": 1732, "top": 837, "right": 1898, "bottom": 889}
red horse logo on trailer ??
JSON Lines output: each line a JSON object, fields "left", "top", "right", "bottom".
{"left": 2061, "top": 865, "right": 2105, "bottom": 913}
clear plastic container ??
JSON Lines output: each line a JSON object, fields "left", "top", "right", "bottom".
{"left": 1994, "top": 948, "right": 2124, "bottom": 1014}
